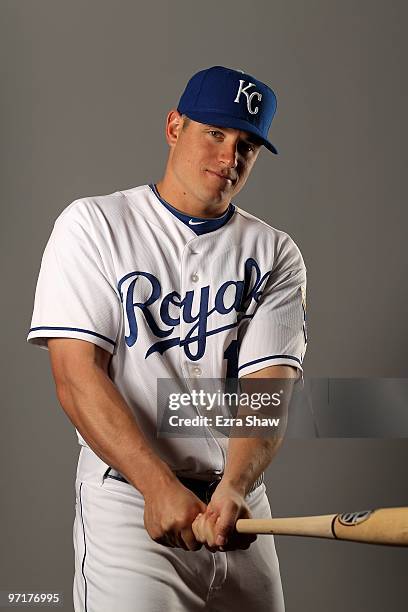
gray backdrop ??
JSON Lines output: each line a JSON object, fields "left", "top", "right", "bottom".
{"left": 1, "top": 1, "right": 407, "bottom": 610}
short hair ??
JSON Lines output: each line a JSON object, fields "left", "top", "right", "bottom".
{"left": 181, "top": 114, "right": 191, "bottom": 130}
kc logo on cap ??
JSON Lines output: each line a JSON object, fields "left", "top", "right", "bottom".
{"left": 177, "top": 65, "right": 279, "bottom": 155}
{"left": 234, "top": 80, "right": 262, "bottom": 115}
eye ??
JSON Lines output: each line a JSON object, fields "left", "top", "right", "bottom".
{"left": 239, "top": 141, "right": 256, "bottom": 154}
{"left": 208, "top": 130, "right": 224, "bottom": 138}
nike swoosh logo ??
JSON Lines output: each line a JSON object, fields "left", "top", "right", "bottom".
{"left": 188, "top": 219, "right": 207, "bottom": 225}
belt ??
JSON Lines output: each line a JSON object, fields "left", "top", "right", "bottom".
{"left": 104, "top": 469, "right": 264, "bottom": 504}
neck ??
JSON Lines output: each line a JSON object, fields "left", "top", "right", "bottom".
{"left": 155, "top": 172, "right": 230, "bottom": 219}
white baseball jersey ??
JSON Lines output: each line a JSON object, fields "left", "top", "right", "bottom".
{"left": 27, "top": 183, "right": 307, "bottom": 476}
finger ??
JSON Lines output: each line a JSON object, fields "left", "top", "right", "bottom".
{"left": 193, "top": 513, "right": 217, "bottom": 548}
{"left": 162, "top": 529, "right": 187, "bottom": 549}
{"left": 206, "top": 507, "right": 217, "bottom": 519}
{"left": 215, "top": 508, "right": 238, "bottom": 547}
{"left": 202, "top": 513, "right": 219, "bottom": 548}
{"left": 223, "top": 533, "right": 257, "bottom": 551}
{"left": 155, "top": 536, "right": 176, "bottom": 548}
{"left": 181, "top": 526, "right": 203, "bottom": 551}
{"left": 192, "top": 514, "right": 205, "bottom": 542}
{"left": 183, "top": 534, "right": 203, "bottom": 551}
{"left": 173, "top": 533, "right": 190, "bottom": 550}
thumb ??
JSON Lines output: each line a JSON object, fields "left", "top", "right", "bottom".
{"left": 215, "top": 506, "right": 239, "bottom": 546}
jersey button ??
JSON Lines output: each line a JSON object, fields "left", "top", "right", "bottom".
{"left": 192, "top": 366, "right": 202, "bottom": 376}
{"left": 191, "top": 273, "right": 199, "bottom": 283}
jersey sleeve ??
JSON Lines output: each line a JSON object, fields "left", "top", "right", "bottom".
{"left": 26, "top": 200, "right": 122, "bottom": 355}
{"left": 237, "top": 234, "right": 307, "bottom": 377}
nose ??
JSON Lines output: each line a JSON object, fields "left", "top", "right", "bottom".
{"left": 218, "top": 140, "right": 239, "bottom": 169}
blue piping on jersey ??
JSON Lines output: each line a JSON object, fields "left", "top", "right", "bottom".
{"left": 28, "top": 326, "right": 116, "bottom": 347}
{"left": 238, "top": 354, "right": 302, "bottom": 372}
{"left": 148, "top": 183, "right": 235, "bottom": 235}
{"left": 79, "top": 482, "right": 88, "bottom": 612}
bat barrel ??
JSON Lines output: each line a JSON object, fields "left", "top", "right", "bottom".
{"left": 333, "top": 507, "right": 408, "bottom": 546}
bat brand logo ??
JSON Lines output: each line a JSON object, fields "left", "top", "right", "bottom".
{"left": 234, "top": 80, "right": 262, "bottom": 115}
{"left": 338, "top": 510, "right": 373, "bottom": 526}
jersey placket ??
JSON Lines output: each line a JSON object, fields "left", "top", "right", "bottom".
{"left": 179, "top": 237, "right": 226, "bottom": 474}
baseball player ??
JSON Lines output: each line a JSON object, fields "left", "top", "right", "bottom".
{"left": 27, "top": 65, "right": 307, "bottom": 611}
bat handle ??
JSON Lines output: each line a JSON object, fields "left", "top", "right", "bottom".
{"left": 236, "top": 508, "right": 408, "bottom": 546}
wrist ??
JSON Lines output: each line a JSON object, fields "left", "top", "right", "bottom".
{"left": 218, "top": 476, "right": 248, "bottom": 498}
{"left": 129, "top": 459, "right": 179, "bottom": 500}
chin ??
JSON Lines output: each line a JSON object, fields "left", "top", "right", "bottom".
{"left": 208, "top": 185, "right": 229, "bottom": 200}
{"left": 198, "top": 175, "right": 233, "bottom": 205}
{"left": 202, "top": 193, "right": 223, "bottom": 207}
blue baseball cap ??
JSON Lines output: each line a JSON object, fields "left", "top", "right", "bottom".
{"left": 177, "top": 65, "right": 278, "bottom": 154}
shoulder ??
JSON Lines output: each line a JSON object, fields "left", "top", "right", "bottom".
{"left": 53, "top": 184, "right": 149, "bottom": 236}
{"left": 234, "top": 205, "right": 306, "bottom": 271}
{"left": 57, "top": 184, "right": 147, "bottom": 222}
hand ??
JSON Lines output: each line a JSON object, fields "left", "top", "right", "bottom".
{"left": 192, "top": 483, "right": 257, "bottom": 552}
{"left": 143, "top": 480, "right": 207, "bottom": 551}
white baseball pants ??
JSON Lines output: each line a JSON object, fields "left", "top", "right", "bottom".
{"left": 73, "top": 446, "right": 285, "bottom": 612}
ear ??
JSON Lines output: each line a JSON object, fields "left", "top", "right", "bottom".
{"left": 164, "top": 109, "right": 184, "bottom": 147}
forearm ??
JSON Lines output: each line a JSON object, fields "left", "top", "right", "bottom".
{"left": 221, "top": 365, "right": 298, "bottom": 495}
{"left": 55, "top": 365, "right": 177, "bottom": 497}
{"left": 221, "top": 436, "right": 283, "bottom": 496}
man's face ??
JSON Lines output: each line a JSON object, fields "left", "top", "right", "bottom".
{"left": 167, "top": 112, "right": 262, "bottom": 208}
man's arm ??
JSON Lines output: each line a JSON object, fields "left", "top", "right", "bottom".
{"left": 221, "top": 364, "right": 299, "bottom": 494}
{"left": 48, "top": 338, "right": 206, "bottom": 550}
{"left": 192, "top": 364, "right": 298, "bottom": 551}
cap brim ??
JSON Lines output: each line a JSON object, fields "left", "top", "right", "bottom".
{"left": 179, "top": 109, "right": 278, "bottom": 155}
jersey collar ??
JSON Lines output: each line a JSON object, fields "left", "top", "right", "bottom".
{"left": 148, "top": 183, "right": 235, "bottom": 236}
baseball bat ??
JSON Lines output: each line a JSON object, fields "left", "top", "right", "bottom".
{"left": 235, "top": 507, "right": 408, "bottom": 546}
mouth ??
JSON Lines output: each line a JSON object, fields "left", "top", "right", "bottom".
{"left": 206, "top": 170, "right": 236, "bottom": 184}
